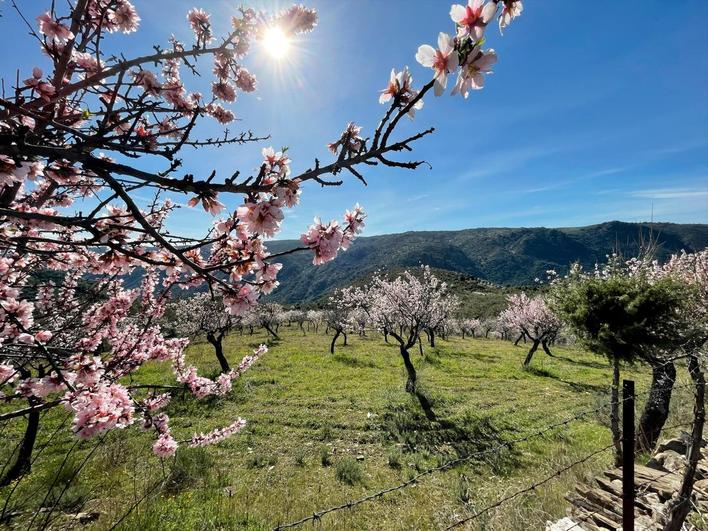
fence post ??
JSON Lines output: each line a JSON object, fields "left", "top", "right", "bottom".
{"left": 622, "top": 379, "right": 635, "bottom": 531}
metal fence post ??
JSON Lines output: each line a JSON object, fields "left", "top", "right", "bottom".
{"left": 622, "top": 379, "right": 635, "bottom": 531}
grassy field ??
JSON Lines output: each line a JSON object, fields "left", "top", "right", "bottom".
{"left": 0, "top": 326, "right": 697, "bottom": 530}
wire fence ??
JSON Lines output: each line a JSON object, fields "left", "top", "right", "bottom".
{"left": 272, "top": 385, "right": 704, "bottom": 530}
{"left": 0, "top": 376, "right": 702, "bottom": 530}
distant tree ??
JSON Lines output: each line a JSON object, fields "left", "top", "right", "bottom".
{"left": 364, "top": 266, "right": 456, "bottom": 418}
{"left": 289, "top": 310, "right": 308, "bottom": 335}
{"left": 324, "top": 290, "right": 354, "bottom": 354}
{"left": 460, "top": 318, "right": 480, "bottom": 339}
{"left": 173, "top": 293, "right": 238, "bottom": 372}
{"left": 423, "top": 291, "right": 459, "bottom": 346}
{"left": 251, "top": 303, "right": 284, "bottom": 339}
{"left": 499, "top": 293, "right": 561, "bottom": 368}
{"left": 306, "top": 310, "right": 324, "bottom": 333}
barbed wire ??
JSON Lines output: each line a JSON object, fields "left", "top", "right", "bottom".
{"left": 446, "top": 443, "right": 615, "bottom": 529}
{"left": 272, "top": 387, "right": 704, "bottom": 530}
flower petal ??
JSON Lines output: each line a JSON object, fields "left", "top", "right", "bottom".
{"left": 415, "top": 44, "right": 436, "bottom": 67}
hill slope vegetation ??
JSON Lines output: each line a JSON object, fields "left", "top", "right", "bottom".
{"left": 266, "top": 221, "right": 708, "bottom": 303}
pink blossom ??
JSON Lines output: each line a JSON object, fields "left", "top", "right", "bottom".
{"left": 23, "top": 68, "right": 55, "bottom": 101}
{"left": 415, "top": 32, "right": 459, "bottom": 97}
{"left": 327, "top": 123, "right": 365, "bottom": 156}
{"left": 0, "top": 363, "right": 17, "bottom": 385}
{"left": 187, "top": 191, "right": 225, "bottom": 216}
{"left": 36, "top": 12, "right": 75, "bottom": 44}
{"left": 34, "top": 330, "right": 53, "bottom": 342}
{"left": 452, "top": 47, "right": 497, "bottom": 98}
{"left": 153, "top": 433, "right": 178, "bottom": 457}
{"left": 223, "top": 284, "right": 259, "bottom": 316}
{"left": 110, "top": 1, "right": 140, "bottom": 34}
{"left": 379, "top": 67, "right": 424, "bottom": 117}
{"left": 450, "top": 0, "right": 497, "bottom": 40}
{"left": 66, "top": 384, "right": 135, "bottom": 439}
{"left": 235, "top": 68, "right": 257, "bottom": 93}
{"left": 142, "top": 393, "right": 171, "bottom": 412}
{"left": 276, "top": 5, "right": 318, "bottom": 35}
{"left": 72, "top": 51, "right": 102, "bottom": 73}
{"left": 212, "top": 80, "right": 237, "bottom": 102}
{"left": 206, "top": 103, "right": 235, "bottom": 124}
{"left": 190, "top": 418, "right": 247, "bottom": 447}
{"left": 499, "top": 0, "right": 524, "bottom": 34}
{"left": 301, "top": 218, "right": 344, "bottom": 265}
{"left": 187, "top": 8, "right": 213, "bottom": 43}
{"left": 236, "top": 200, "right": 284, "bottom": 237}
{"left": 133, "top": 70, "right": 162, "bottom": 95}
{"left": 0, "top": 155, "right": 29, "bottom": 189}
{"left": 262, "top": 147, "right": 291, "bottom": 178}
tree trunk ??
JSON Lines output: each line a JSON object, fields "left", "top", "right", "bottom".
{"left": 330, "top": 330, "right": 340, "bottom": 354}
{"left": 523, "top": 339, "right": 540, "bottom": 368}
{"left": 429, "top": 330, "right": 435, "bottom": 347}
{"left": 263, "top": 323, "right": 279, "bottom": 340}
{"left": 400, "top": 346, "right": 417, "bottom": 393}
{"left": 514, "top": 333, "right": 523, "bottom": 346}
{"left": 383, "top": 330, "right": 389, "bottom": 343}
{"left": 637, "top": 360, "right": 676, "bottom": 452}
{"left": 663, "top": 353, "right": 705, "bottom": 531}
{"left": 207, "top": 333, "right": 230, "bottom": 373}
{"left": 610, "top": 357, "right": 622, "bottom": 467}
{"left": 418, "top": 336, "right": 424, "bottom": 356}
{"left": 541, "top": 339, "right": 554, "bottom": 357}
{"left": 0, "top": 403, "right": 40, "bottom": 487}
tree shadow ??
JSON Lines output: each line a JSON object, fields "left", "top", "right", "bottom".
{"left": 550, "top": 354, "right": 609, "bottom": 370}
{"left": 378, "top": 401, "right": 520, "bottom": 474}
{"left": 525, "top": 366, "right": 608, "bottom": 394}
{"left": 332, "top": 353, "right": 377, "bottom": 368}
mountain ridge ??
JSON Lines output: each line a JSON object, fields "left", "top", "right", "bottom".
{"left": 264, "top": 221, "right": 708, "bottom": 303}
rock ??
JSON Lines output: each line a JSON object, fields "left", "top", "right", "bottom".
{"left": 72, "top": 512, "right": 99, "bottom": 523}
{"left": 356, "top": 454, "right": 365, "bottom": 461}
{"left": 648, "top": 450, "right": 685, "bottom": 473}
{"left": 545, "top": 517, "right": 578, "bottom": 531}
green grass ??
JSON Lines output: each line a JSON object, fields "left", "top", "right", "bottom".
{"left": 0, "top": 327, "right": 697, "bottom": 530}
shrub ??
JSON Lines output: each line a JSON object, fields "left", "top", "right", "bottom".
{"left": 335, "top": 457, "right": 363, "bottom": 485}
{"left": 320, "top": 447, "right": 332, "bottom": 467}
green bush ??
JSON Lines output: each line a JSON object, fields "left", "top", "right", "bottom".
{"left": 335, "top": 457, "right": 362, "bottom": 485}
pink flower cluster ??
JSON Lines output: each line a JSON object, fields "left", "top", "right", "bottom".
{"left": 300, "top": 205, "right": 366, "bottom": 265}
{"left": 65, "top": 384, "right": 135, "bottom": 439}
{"left": 413, "top": 0, "right": 521, "bottom": 98}
{"left": 190, "top": 418, "right": 247, "bottom": 448}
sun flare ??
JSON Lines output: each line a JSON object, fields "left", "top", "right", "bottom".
{"left": 262, "top": 26, "right": 291, "bottom": 59}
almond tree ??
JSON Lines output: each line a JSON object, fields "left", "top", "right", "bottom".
{"left": 365, "top": 266, "right": 456, "bottom": 418}
{"left": 172, "top": 293, "right": 237, "bottom": 372}
{"left": 498, "top": 293, "right": 561, "bottom": 368}
{"left": 658, "top": 250, "right": 708, "bottom": 531}
{"left": 250, "top": 302, "right": 284, "bottom": 339}
{"left": 306, "top": 309, "right": 324, "bottom": 333}
{"left": 324, "top": 288, "right": 356, "bottom": 354}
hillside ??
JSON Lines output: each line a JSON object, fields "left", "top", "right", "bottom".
{"left": 265, "top": 221, "right": 708, "bottom": 304}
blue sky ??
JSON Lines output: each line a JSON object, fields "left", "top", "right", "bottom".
{"left": 2, "top": 0, "right": 707, "bottom": 239}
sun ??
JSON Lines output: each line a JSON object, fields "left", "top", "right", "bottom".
{"left": 262, "top": 26, "right": 291, "bottom": 60}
